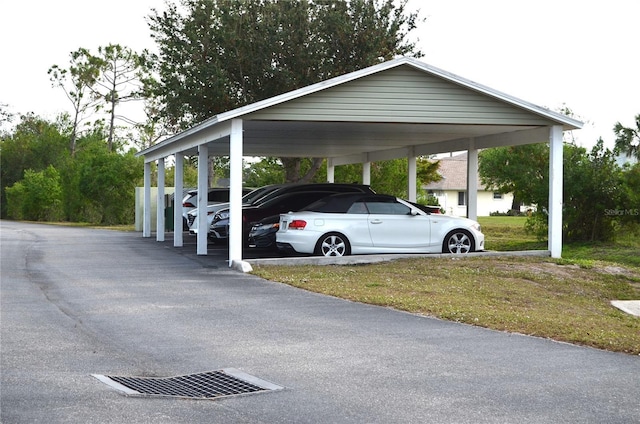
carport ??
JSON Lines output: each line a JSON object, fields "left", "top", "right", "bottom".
{"left": 136, "top": 56, "right": 582, "bottom": 269}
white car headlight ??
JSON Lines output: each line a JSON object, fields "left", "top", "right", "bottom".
{"left": 254, "top": 223, "right": 279, "bottom": 232}
{"left": 214, "top": 211, "right": 229, "bottom": 221}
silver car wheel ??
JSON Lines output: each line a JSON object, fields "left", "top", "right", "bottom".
{"left": 444, "top": 230, "right": 473, "bottom": 254}
{"left": 317, "top": 233, "right": 349, "bottom": 257}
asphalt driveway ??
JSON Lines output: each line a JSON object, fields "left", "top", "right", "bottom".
{"left": 1, "top": 221, "right": 639, "bottom": 423}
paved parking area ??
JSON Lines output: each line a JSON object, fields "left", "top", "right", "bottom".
{"left": 2, "top": 221, "right": 639, "bottom": 423}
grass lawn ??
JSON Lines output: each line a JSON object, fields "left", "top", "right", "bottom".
{"left": 252, "top": 216, "right": 640, "bottom": 355}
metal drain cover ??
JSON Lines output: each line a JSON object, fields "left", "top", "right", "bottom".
{"left": 92, "top": 368, "right": 283, "bottom": 400}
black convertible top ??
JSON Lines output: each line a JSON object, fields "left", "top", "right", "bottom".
{"left": 301, "top": 193, "right": 397, "bottom": 214}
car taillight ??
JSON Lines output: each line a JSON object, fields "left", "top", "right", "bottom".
{"left": 288, "top": 220, "right": 307, "bottom": 230}
{"left": 183, "top": 202, "right": 195, "bottom": 208}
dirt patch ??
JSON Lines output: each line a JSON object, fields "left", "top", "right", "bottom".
{"left": 492, "top": 261, "right": 582, "bottom": 280}
{"left": 491, "top": 260, "right": 640, "bottom": 282}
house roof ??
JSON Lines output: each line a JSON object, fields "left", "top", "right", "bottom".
{"left": 423, "top": 152, "right": 488, "bottom": 191}
{"left": 137, "top": 56, "right": 583, "bottom": 163}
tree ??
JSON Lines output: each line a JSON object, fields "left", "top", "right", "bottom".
{"left": 479, "top": 142, "right": 623, "bottom": 242}
{"left": 1, "top": 114, "right": 145, "bottom": 224}
{"left": 479, "top": 144, "right": 550, "bottom": 209}
{"left": 49, "top": 45, "right": 147, "bottom": 153}
{"left": 5, "top": 166, "right": 64, "bottom": 221}
{"left": 563, "top": 140, "right": 622, "bottom": 241}
{"left": 244, "top": 157, "right": 287, "bottom": 187}
{"left": 0, "top": 114, "right": 70, "bottom": 217}
{"left": 613, "top": 114, "right": 640, "bottom": 160}
{"left": 90, "top": 44, "right": 145, "bottom": 151}
{"left": 144, "top": 0, "right": 423, "bottom": 181}
{"left": 73, "top": 139, "right": 144, "bottom": 224}
{"left": 48, "top": 48, "right": 102, "bottom": 155}
{"left": 618, "top": 163, "right": 640, "bottom": 226}
{"left": 0, "top": 102, "right": 14, "bottom": 134}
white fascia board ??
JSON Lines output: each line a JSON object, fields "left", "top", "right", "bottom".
{"left": 137, "top": 116, "right": 222, "bottom": 159}
{"left": 412, "top": 127, "right": 557, "bottom": 156}
{"left": 474, "top": 126, "right": 552, "bottom": 149}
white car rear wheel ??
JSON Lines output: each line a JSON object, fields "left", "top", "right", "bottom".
{"left": 315, "top": 232, "right": 351, "bottom": 257}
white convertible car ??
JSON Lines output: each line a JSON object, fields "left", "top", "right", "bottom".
{"left": 276, "top": 193, "right": 485, "bottom": 257}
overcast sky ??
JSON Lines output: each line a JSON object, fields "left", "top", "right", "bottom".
{"left": 2, "top": 0, "right": 638, "bottom": 149}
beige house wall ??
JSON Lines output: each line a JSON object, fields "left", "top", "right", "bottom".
{"left": 431, "top": 189, "right": 514, "bottom": 217}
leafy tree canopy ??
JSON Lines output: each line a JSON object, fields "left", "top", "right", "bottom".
{"left": 49, "top": 44, "right": 146, "bottom": 153}
{"left": 0, "top": 114, "right": 70, "bottom": 216}
{"left": 613, "top": 114, "right": 640, "bottom": 160}
{"left": 479, "top": 143, "right": 550, "bottom": 209}
{"left": 5, "top": 165, "right": 64, "bottom": 222}
{"left": 479, "top": 141, "right": 629, "bottom": 242}
{"left": 145, "top": 0, "right": 422, "bottom": 128}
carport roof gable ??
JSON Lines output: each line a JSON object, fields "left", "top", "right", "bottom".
{"left": 244, "top": 65, "right": 557, "bottom": 126}
{"left": 206, "top": 57, "right": 581, "bottom": 127}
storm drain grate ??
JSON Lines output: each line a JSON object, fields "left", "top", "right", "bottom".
{"left": 92, "top": 368, "right": 283, "bottom": 400}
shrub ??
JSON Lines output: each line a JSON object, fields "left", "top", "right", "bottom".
{"left": 5, "top": 166, "right": 64, "bottom": 221}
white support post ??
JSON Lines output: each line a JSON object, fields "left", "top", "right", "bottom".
{"left": 197, "top": 144, "right": 208, "bottom": 255}
{"left": 548, "top": 125, "right": 563, "bottom": 258}
{"left": 143, "top": 161, "right": 151, "bottom": 237}
{"left": 362, "top": 162, "right": 371, "bottom": 186}
{"left": 327, "top": 158, "right": 335, "bottom": 183}
{"left": 174, "top": 152, "right": 184, "bottom": 247}
{"left": 228, "top": 119, "right": 246, "bottom": 269}
{"left": 156, "top": 157, "right": 165, "bottom": 242}
{"left": 466, "top": 141, "right": 478, "bottom": 221}
{"left": 408, "top": 153, "right": 417, "bottom": 202}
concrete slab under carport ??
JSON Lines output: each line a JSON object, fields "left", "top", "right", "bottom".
{"left": 244, "top": 249, "right": 551, "bottom": 267}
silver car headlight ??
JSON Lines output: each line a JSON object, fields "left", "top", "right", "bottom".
{"left": 471, "top": 223, "right": 482, "bottom": 233}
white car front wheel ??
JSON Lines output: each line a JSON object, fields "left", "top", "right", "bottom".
{"left": 443, "top": 230, "right": 474, "bottom": 254}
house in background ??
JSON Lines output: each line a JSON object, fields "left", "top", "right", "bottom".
{"left": 424, "top": 152, "right": 515, "bottom": 217}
